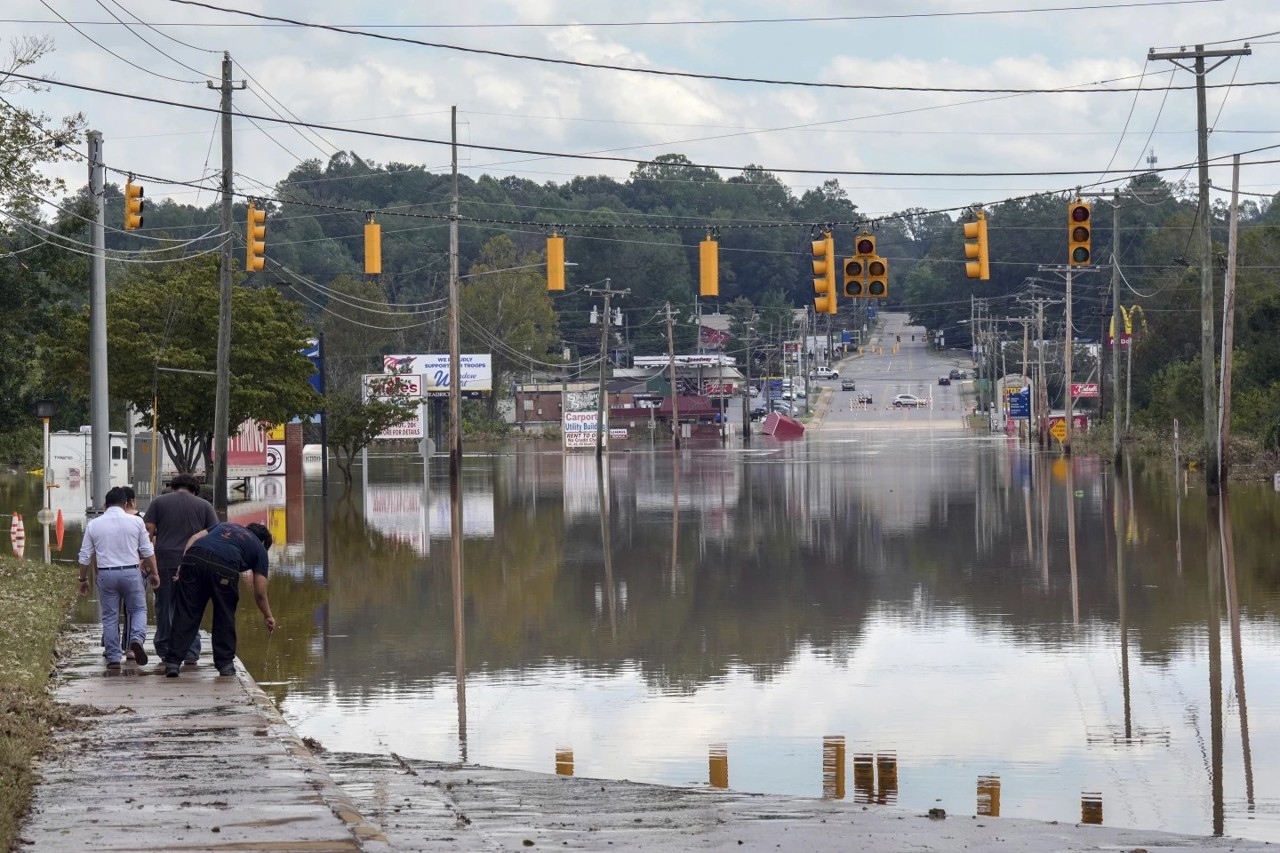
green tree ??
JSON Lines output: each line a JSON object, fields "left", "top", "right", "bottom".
{"left": 459, "top": 235, "right": 560, "bottom": 419}
{"left": 46, "top": 257, "right": 321, "bottom": 474}
{"left": 325, "top": 380, "right": 418, "bottom": 488}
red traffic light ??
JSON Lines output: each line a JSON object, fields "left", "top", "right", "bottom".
{"left": 856, "top": 237, "right": 875, "bottom": 256}
{"left": 1071, "top": 205, "right": 1090, "bottom": 223}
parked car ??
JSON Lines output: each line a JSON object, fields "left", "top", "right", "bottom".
{"left": 770, "top": 401, "right": 796, "bottom": 416}
{"left": 892, "top": 393, "right": 928, "bottom": 408}
{"left": 810, "top": 367, "right": 839, "bottom": 380}
{"left": 855, "top": 391, "right": 873, "bottom": 405}
{"left": 748, "top": 386, "right": 760, "bottom": 398}
{"left": 841, "top": 378, "right": 856, "bottom": 391}
{"left": 750, "top": 403, "right": 768, "bottom": 421}
{"left": 948, "top": 369, "right": 965, "bottom": 380}
{"left": 938, "top": 376, "right": 951, "bottom": 386}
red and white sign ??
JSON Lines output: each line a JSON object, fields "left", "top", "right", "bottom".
{"left": 702, "top": 381, "right": 735, "bottom": 397}
{"left": 1070, "top": 383, "right": 1100, "bottom": 398}
{"left": 228, "top": 420, "right": 268, "bottom": 474}
{"left": 362, "top": 374, "right": 424, "bottom": 440}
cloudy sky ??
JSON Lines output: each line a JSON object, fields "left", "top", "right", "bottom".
{"left": 6, "top": 0, "right": 1278, "bottom": 218}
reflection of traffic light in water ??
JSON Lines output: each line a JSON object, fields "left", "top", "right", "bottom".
{"left": 822, "top": 736, "right": 845, "bottom": 800}
{"left": 853, "top": 753, "right": 875, "bottom": 803}
{"left": 876, "top": 752, "right": 898, "bottom": 804}
{"left": 849, "top": 751, "right": 898, "bottom": 804}
{"left": 555, "top": 747, "right": 574, "bottom": 777}
{"left": 709, "top": 743, "right": 728, "bottom": 789}
{"left": 1081, "top": 791, "right": 1103, "bottom": 824}
{"left": 977, "top": 775, "right": 1001, "bottom": 817}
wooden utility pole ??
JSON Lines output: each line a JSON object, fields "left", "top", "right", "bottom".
{"left": 585, "top": 281, "right": 628, "bottom": 460}
{"left": 1149, "top": 43, "right": 1250, "bottom": 495}
{"left": 1218, "top": 154, "right": 1241, "bottom": 491}
{"left": 87, "top": 130, "right": 109, "bottom": 511}
{"left": 665, "top": 302, "right": 680, "bottom": 450}
{"left": 208, "top": 53, "right": 244, "bottom": 511}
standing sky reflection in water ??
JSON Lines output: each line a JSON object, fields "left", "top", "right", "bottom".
{"left": 27, "top": 435, "right": 1275, "bottom": 842}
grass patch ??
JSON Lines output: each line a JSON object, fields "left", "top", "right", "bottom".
{"left": 0, "top": 556, "right": 78, "bottom": 851}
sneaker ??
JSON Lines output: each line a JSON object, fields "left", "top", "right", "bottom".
{"left": 164, "top": 663, "right": 180, "bottom": 678}
{"left": 125, "top": 649, "right": 135, "bottom": 661}
{"left": 129, "top": 641, "right": 148, "bottom": 666}
{"left": 106, "top": 661, "right": 121, "bottom": 670}
{"left": 217, "top": 665, "right": 236, "bottom": 677}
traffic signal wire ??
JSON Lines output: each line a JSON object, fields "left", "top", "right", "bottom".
{"left": 38, "top": 0, "right": 204, "bottom": 85}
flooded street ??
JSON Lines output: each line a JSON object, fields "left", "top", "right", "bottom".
{"left": 11, "top": 433, "right": 1280, "bottom": 842}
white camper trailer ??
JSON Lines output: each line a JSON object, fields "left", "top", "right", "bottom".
{"left": 48, "top": 428, "right": 130, "bottom": 487}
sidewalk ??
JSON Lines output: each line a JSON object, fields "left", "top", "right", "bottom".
{"left": 20, "top": 626, "right": 390, "bottom": 852}
{"left": 21, "top": 626, "right": 1272, "bottom": 852}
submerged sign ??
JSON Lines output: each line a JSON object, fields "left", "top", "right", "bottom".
{"left": 563, "top": 410, "right": 605, "bottom": 450}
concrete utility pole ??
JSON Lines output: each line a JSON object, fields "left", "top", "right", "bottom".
{"left": 87, "top": 130, "right": 109, "bottom": 511}
{"left": 1149, "top": 43, "right": 1250, "bottom": 496}
{"left": 208, "top": 52, "right": 244, "bottom": 511}
{"left": 665, "top": 302, "right": 680, "bottom": 450}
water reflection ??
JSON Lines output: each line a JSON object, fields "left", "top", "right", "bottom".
{"left": 6, "top": 436, "right": 1280, "bottom": 842}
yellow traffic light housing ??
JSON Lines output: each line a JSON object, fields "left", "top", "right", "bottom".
{"left": 546, "top": 232, "right": 565, "bottom": 291}
{"left": 700, "top": 233, "right": 719, "bottom": 298}
{"left": 811, "top": 232, "right": 836, "bottom": 315}
{"left": 843, "top": 257, "right": 866, "bottom": 297}
{"left": 364, "top": 214, "right": 382, "bottom": 275}
{"left": 1068, "top": 201, "right": 1091, "bottom": 266}
{"left": 124, "top": 180, "right": 144, "bottom": 230}
{"left": 245, "top": 202, "right": 266, "bottom": 272}
{"left": 854, "top": 233, "right": 876, "bottom": 259}
{"left": 867, "top": 255, "right": 889, "bottom": 299}
{"left": 964, "top": 212, "right": 989, "bottom": 280}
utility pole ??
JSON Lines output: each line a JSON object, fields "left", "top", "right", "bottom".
{"left": 1149, "top": 43, "right": 1250, "bottom": 495}
{"left": 448, "top": 105, "right": 462, "bottom": 478}
{"left": 208, "top": 52, "right": 244, "bottom": 512}
{"left": 1064, "top": 268, "right": 1075, "bottom": 455}
{"left": 586, "top": 281, "right": 628, "bottom": 460}
{"left": 87, "top": 130, "right": 109, "bottom": 511}
{"left": 741, "top": 329, "right": 753, "bottom": 444}
{"left": 1218, "top": 153, "right": 1241, "bottom": 491}
{"left": 1018, "top": 290, "right": 1062, "bottom": 447}
{"left": 665, "top": 302, "right": 680, "bottom": 450}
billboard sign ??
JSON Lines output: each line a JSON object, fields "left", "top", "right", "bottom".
{"left": 1071, "top": 383, "right": 1100, "bottom": 398}
{"left": 228, "top": 420, "right": 269, "bottom": 476}
{"left": 563, "top": 410, "right": 605, "bottom": 450}
{"left": 362, "top": 373, "right": 425, "bottom": 440}
{"left": 384, "top": 353, "right": 492, "bottom": 397}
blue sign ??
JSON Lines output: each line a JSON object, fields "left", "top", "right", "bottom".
{"left": 867, "top": 308, "right": 877, "bottom": 319}
{"left": 841, "top": 330, "right": 852, "bottom": 343}
{"left": 302, "top": 339, "right": 322, "bottom": 393}
{"left": 1008, "top": 388, "right": 1031, "bottom": 419}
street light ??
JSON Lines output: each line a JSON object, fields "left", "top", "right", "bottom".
{"left": 35, "top": 399, "right": 56, "bottom": 515}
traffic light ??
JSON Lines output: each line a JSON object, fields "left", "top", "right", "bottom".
{"left": 811, "top": 232, "right": 836, "bottom": 315}
{"left": 963, "top": 212, "right": 989, "bottom": 280}
{"left": 364, "top": 214, "right": 381, "bottom": 275}
{"left": 1068, "top": 200, "right": 1091, "bottom": 266}
{"left": 843, "top": 256, "right": 866, "bottom": 297}
{"left": 124, "top": 180, "right": 144, "bottom": 230}
{"left": 546, "top": 232, "right": 565, "bottom": 291}
{"left": 245, "top": 202, "right": 266, "bottom": 272}
{"left": 700, "top": 233, "right": 719, "bottom": 298}
{"left": 867, "top": 255, "right": 889, "bottom": 298}
{"left": 855, "top": 233, "right": 876, "bottom": 258}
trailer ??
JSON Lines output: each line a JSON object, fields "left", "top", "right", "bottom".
{"left": 48, "top": 428, "right": 130, "bottom": 487}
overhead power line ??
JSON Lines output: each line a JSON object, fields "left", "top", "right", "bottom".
{"left": 163, "top": 0, "right": 1248, "bottom": 95}
{"left": 12, "top": 70, "right": 1280, "bottom": 180}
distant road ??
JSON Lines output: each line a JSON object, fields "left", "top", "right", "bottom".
{"left": 811, "top": 312, "right": 971, "bottom": 434}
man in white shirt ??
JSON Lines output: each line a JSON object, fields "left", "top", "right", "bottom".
{"left": 78, "top": 486, "right": 160, "bottom": 669}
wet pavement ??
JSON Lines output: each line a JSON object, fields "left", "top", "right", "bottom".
{"left": 21, "top": 626, "right": 1274, "bottom": 851}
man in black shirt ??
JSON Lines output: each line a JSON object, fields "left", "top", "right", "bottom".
{"left": 143, "top": 474, "right": 217, "bottom": 663}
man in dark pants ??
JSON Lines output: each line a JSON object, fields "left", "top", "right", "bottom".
{"left": 163, "top": 521, "right": 277, "bottom": 678}
{"left": 143, "top": 474, "right": 217, "bottom": 664}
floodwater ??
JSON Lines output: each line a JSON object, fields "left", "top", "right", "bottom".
{"left": 10, "top": 434, "right": 1280, "bottom": 842}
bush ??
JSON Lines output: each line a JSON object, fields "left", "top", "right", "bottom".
{"left": 0, "top": 426, "right": 41, "bottom": 469}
